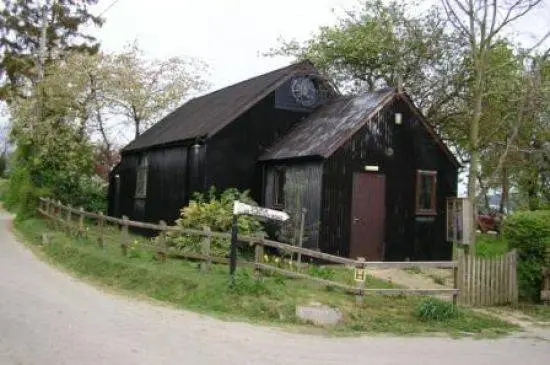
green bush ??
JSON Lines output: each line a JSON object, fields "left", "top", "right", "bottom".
{"left": 0, "top": 153, "right": 6, "bottom": 178}
{"left": 415, "top": 298, "right": 458, "bottom": 321}
{"left": 166, "top": 187, "right": 265, "bottom": 257}
{"left": 55, "top": 174, "right": 108, "bottom": 213}
{"left": 3, "top": 166, "right": 49, "bottom": 219}
{"left": 3, "top": 165, "right": 107, "bottom": 218}
{"left": 503, "top": 210, "right": 550, "bottom": 302}
{"left": 307, "top": 265, "right": 336, "bottom": 280}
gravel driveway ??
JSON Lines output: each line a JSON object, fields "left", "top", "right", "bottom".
{"left": 0, "top": 210, "right": 549, "bottom": 365}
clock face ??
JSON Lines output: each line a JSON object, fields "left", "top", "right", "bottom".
{"left": 290, "top": 76, "right": 318, "bottom": 107}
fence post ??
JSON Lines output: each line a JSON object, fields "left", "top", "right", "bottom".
{"left": 121, "top": 215, "right": 129, "bottom": 256}
{"left": 453, "top": 260, "right": 459, "bottom": 306}
{"left": 200, "top": 226, "right": 212, "bottom": 272}
{"left": 58, "top": 201, "right": 64, "bottom": 230}
{"left": 97, "top": 212, "right": 105, "bottom": 248}
{"left": 65, "top": 204, "right": 73, "bottom": 235}
{"left": 296, "top": 209, "right": 306, "bottom": 271}
{"left": 57, "top": 201, "right": 63, "bottom": 230}
{"left": 45, "top": 198, "right": 51, "bottom": 217}
{"left": 510, "top": 249, "right": 518, "bottom": 306}
{"left": 156, "top": 220, "right": 167, "bottom": 262}
{"left": 254, "top": 238, "right": 264, "bottom": 279}
{"left": 355, "top": 257, "right": 366, "bottom": 306}
{"left": 78, "top": 207, "right": 85, "bottom": 238}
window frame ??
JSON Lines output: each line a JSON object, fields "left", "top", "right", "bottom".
{"left": 415, "top": 169, "right": 437, "bottom": 215}
{"left": 272, "top": 167, "right": 286, "bottom": 208}
{"left": 135, "top": 154, "right": 149, "bottom": 199}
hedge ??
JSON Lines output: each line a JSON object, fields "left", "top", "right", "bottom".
{"left": 503, "top": 210, "right": 550, "bottom": 302}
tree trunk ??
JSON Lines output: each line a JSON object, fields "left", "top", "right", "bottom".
{"left": 500, "top": 167, "right": 509, "bottom": 214}
{"left": 467, "top": 66, "right": 484, "bottom": 249}
{"left": 134, "top": 119, "right": 140, "bottom": 139}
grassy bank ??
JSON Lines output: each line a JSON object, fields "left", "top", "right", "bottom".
{"left": 13, "top": 217, "right": 518, "bottom": 337}
{"left": 476, "top": 233, "right": 508, "bottom": 258}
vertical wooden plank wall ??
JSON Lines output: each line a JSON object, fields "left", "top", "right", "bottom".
{"left": 458, "top": 249, "right": 518, "bottom": 306}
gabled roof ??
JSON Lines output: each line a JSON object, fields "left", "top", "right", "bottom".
{"left": 260, "top": 88, "right": 460, "bottom": 168}
{"left": 259, "top": 88, "right": 394, "bottom": 160}
{"left": 122, "top": 61, "right": 318, "bottom": 152}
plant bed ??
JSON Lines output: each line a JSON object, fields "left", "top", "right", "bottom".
{"left": 14, "top": 217, "right": 519, "bottom": 338}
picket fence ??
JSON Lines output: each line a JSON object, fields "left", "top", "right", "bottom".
{"left": 456, "top": 249, "right": 518, "bottom": 306}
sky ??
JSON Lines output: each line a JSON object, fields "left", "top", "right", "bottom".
{"left": 90, "top": 0, "right": 550, "bottom": 91}
{"left": 90, "top": 0, "right": 360, "bottom": 90}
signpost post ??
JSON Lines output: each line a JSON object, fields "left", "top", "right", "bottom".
{"left": 230, "top": 201, "right": 289, "bottom": 284}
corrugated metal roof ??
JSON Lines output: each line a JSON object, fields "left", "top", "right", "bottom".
{"left": 122, "top": 61, "right": 317, "bottom": 152}
{"left": 260, "top": 88, "right": 395, "bottom": 160}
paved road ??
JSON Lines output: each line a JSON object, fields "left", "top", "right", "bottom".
{"left": 0, "top": 210, "right": 549, "bottom": 365}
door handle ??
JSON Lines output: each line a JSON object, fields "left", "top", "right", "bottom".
{"left": 353, "top": 217, "right": 361, "bottom": 223}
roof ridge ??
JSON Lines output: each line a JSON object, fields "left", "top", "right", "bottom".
{"left": 192, "top": 60, "right": 310, "bottom": 101}
{"left": 122, "top": 60, "right": 317, "bottom": 152}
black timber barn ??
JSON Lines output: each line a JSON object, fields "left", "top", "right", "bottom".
{"left": 108, "top": 61, "right": 460, "bottom": 261}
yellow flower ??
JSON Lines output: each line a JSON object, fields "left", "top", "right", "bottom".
{"left": 263, "top": 254, "right": 269, "bottom": 262}
{"left": 274, "top": 257, "right": 280, "bottom": 264}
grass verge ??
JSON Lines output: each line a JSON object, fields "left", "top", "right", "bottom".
{"left": 13, "top": 217, "right": 519, "bottom": 337}
{"left": 517, "top": 304, "right": 550, "bottom": 323}
{"left": 476, "top": 233, "right": 509, "bottom": 258}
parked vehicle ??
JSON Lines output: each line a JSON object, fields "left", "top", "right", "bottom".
{"left": 476, "top": 210, "right": 503, "bottom": 234}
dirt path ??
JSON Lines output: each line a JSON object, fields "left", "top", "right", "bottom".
{"left": 1, "top": 211, "right": 549, "bottom": 364}
{"left": 368, "top": 264, "right": 550, "bottom": 341}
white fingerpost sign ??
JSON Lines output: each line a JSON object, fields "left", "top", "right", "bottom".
{"left": 229, "top": 201, "right": 290, "bottom": 284}
{"left": 233, "top": 201, "right": 290, "bottom": 221}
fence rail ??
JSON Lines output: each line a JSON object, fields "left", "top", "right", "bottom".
{"left": 456, "top": 249, "right": 518, "bottom": 306}
{"left": 38, "top": 197, "right": 460, "bottom": 303}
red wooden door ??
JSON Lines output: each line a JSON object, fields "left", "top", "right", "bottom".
{"left": 350, "top": 173, "right": 386, "bottom": 260}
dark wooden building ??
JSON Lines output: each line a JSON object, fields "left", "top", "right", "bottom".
{"left": 109, "top": 61, "right": 459, "bottom": 261}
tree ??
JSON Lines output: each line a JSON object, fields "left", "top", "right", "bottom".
{"left": 0, "top": 0, "right": 103, "bottom": 101}
{"left": 441, "top": 0, "right": 548, "bottom": 217}
{"left": 269, "top": 0, "right": 468, "bottom": 143}
{"left": 41, "top": 51, "right": 119, "bottom": 169}
{"left": 508, "top": 54, "right": 550, "bottom": 210}
{"left": 106, "top": 42, "right": 209, "bottom": 138}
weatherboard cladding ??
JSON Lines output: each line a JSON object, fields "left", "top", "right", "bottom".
{"left": 259, "top": 88, "right": 394, "bottom": 161}
{"left": 122, "top": 61, "right": 318, "bottom": 152}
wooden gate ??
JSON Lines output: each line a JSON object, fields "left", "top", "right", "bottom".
{"left": 457, "top": 250, "right": 518, "bottom": 306}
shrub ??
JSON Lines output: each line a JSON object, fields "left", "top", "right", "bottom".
{"left": 3, "top": 166, "right": 49, "bottom": 219}
{"left": 503, "top": 210, "right": 550, "bottom": 302}
{"left": 60, "top": 174, "right": 108, "bottom": 213}
{"left": 307, "top": 265, "right": 336, "bottom": 280}
{"left": 166, "top": 187, "right": 265, "bottom": 257}
{"left": 0, "top": 153, "right": 6, "bottom": 178}
{"left": 415, "top": 298, "right": 458, "bottom": 321}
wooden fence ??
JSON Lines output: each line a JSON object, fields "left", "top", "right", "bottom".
{"left": 456, "top": 249, "right": 518, "bottom": 306}
{"left": 37, "top": 197, "right": 460, "bottom": 303}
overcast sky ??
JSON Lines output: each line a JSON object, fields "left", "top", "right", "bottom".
{"left": 90, "top": 0, "right": 359, "bottom": 90}
{"left": 90, "top": 0, "right": 550, "bottom": 91}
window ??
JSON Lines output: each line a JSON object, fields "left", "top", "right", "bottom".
{"left": 273, "top": 167, "right": 286, "bottom": 207}
{"left": 135, "top": 155, "right": 149, "bottom": 198}
{"left": 416, "top": 170, "right": 437, "bottom": 215}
